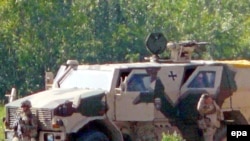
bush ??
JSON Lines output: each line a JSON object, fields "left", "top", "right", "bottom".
{"left": 162, "top": 132, "right": 184, "bottom": 141}
{"left": 0, "top": 105, "right": 5, "bottom": 140}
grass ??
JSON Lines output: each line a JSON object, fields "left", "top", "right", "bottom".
{"left": 0, "top": 104, "right": 5, "bottom": 140}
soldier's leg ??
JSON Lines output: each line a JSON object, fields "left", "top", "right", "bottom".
{"left": 30, "top": 137, "right": 37, "bottom": 141}
{"left": 203, "top": 127, "right": 217, "bottom": 141}
{"left": 12, "top": 137, "right": 19, "bottom": 141}
{"left": 21, "top": 136, "right": 30, "bottom": 141}
{"left": 203, "top": 134, "right": 213, "bottom": 141}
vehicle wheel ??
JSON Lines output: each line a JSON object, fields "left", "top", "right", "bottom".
{"left": 76, "top": 130, "right": 109, "bottom": 141}
{"left": 123, "top": 133, "right": 132, "bottom": 141}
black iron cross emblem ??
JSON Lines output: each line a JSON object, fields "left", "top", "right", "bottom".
{"left": 168, "top": 71, "right": 177, "bottom": 81}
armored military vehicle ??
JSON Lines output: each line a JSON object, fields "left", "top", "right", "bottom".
{"left": 3, "top": 33, "right": 250, "bottom": 141}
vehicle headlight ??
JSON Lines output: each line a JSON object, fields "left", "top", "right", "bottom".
{"left": 52, "top": 118, "right": 64, "bottom": 129}
{"left": 5, "top": 130, "right": 14, "bottom": 139}
{"left": 44, "top": 133, "right": 54, "bottom": 141}
{"left": 54, "top": 101, "right": 74, "bottom": 117}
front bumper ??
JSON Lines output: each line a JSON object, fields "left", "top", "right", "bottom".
{"left": 4, "top": 130, "right": 66, "bottom": 141}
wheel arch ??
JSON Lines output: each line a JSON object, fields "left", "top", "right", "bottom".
{"left": 71, "top": 117, "right": 123, "bottom": 141}
{"left": 214, "top": 110, "right": 248, "bottom": 141}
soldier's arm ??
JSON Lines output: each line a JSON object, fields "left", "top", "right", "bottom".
{"left": 31, "top": 116, "right": 38, "bottom": 129}
{"left": 197, "top": 97, "right": 205, "bottom": 114}
{"left": 29, "top": 115, "right": 38, "bottom": 138}
{"left": 24, "top": 115, "right": 38, "bottom": 130}
{"left": 213, "top": 101, "right": 224, "bottom": 120}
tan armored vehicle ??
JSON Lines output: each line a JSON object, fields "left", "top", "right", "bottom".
{"left": 3, "top": 33, "right": 250, "bottom": 141}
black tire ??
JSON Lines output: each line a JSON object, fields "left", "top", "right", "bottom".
{"left": 76, "top": 130, "right": 109, "bottom": 141}
{"left": 123, "top": 133, "right": 132, "bottom": 141}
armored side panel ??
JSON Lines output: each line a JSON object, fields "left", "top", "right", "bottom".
{"left": 220, "top": 61, "right": 250, "bottom": 124}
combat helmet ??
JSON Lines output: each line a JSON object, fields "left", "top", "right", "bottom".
{"left": 21, "top": 100, "right": 32, "bottom": 108}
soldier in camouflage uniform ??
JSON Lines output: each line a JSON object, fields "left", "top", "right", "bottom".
{"left": 12, "top": 100, "right": 38, "bottom": 141}
{"left": 197, "top": 93, "right": 222, "bottom": 141}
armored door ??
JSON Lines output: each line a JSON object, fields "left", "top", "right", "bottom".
{"left": 115, "top": 69, "right": 155, "bottom": 121}
{"left": 177, "top": 66, "right": 223, "bottom": 122}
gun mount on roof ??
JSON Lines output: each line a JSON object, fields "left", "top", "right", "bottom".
{"left": 167, "top": 41, "right": 209, "bottom": 62}
{"left": 145, "top": 33, "right": 209, "bottom": 62}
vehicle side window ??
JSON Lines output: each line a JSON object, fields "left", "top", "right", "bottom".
{"left": 127, "top": 74, "right": 151, "bottom": 92}
{"left": 188, "top": 71, "right": 216, "bottom": 88}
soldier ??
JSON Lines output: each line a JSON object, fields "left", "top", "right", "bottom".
{"left": 12, "top": 100, "right": 38, "bottom": 141}
{"left": 197, "top": 93, "right": 222, "bottom": 141}
{"left": 127, "top": 76, "right": 146, "bottom": 91}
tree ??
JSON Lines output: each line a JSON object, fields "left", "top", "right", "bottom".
{"left": 0, "top": 0, "right": 249, "bottom": 97}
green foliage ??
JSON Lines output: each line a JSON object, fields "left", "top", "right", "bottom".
{"left": 0, "top": 105, "right": 5, "bottom": 140}
{"left": 162, "top": 133, "right": 183, "bottom": 141}
{"left": 0, "top": 0, "right": 250, "bottom": 97}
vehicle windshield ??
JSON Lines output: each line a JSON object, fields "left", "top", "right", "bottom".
{"left": 58, "top": 69, "right": 114, "bottom": 91}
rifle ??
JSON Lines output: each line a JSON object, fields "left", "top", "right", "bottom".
{"left": 11, "top": 113, "right": 25, "bottom": 139}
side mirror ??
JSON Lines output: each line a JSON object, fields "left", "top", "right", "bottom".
{"left": 5, "top": 87, "right": 17, "bottom": 103}
{"left": 115, "top": 77, "right": 127, "bottom": 95}
{"left": 120, "top": 82, "right": 126, "bottom": 92}
{"left": 45, "top": 72, "right": 54, "bottom": 90}
{"left": 115, "top": 82, "right": 126, "bottom": 95}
